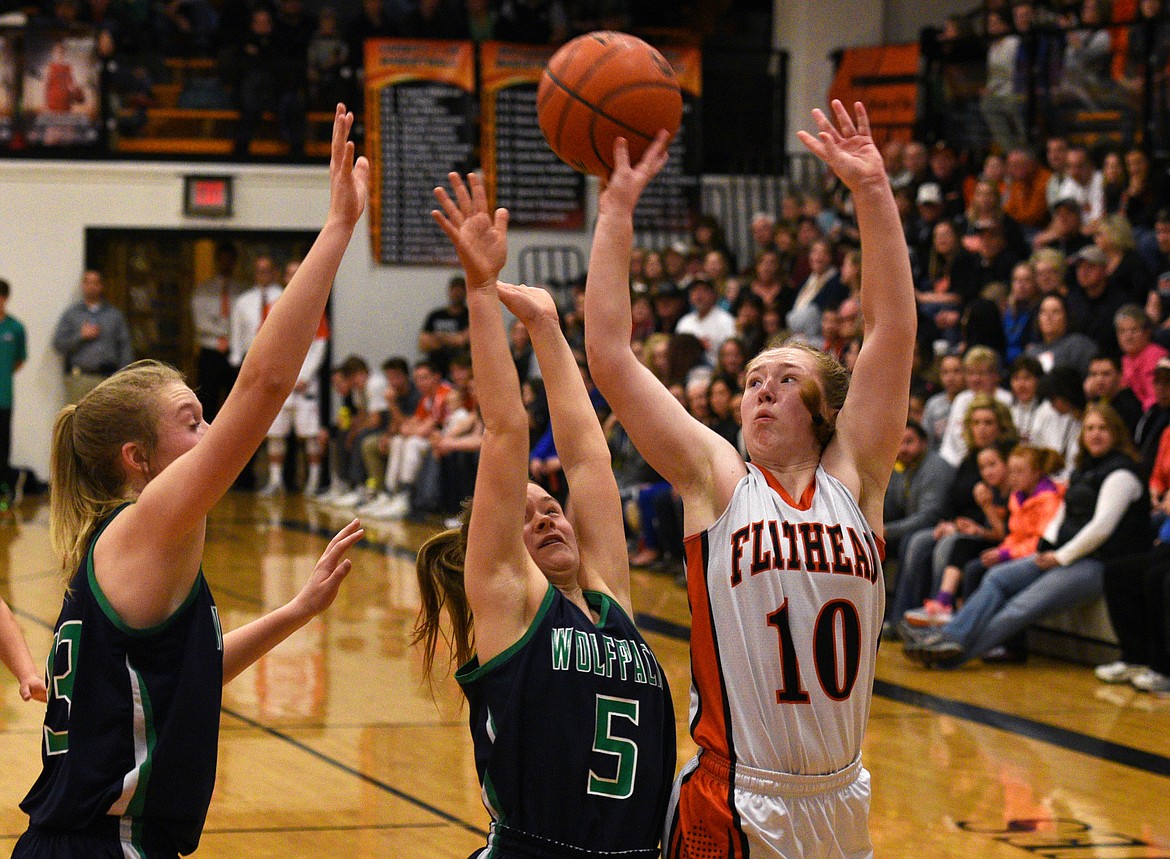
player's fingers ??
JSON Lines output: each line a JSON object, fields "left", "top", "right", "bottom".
{"left": 330, "top": 103, "right": 346, "bottom": 159}
{"left": 830, "top": 99, "right": 857, "bottom": 136}
{"left": 494, "top": 207, "right": 510, "bottom": 233}
{"left": 854, "top": 101, "right": 871, "bottom": 136}
{"left": 795, "top": 129, "right": 828, "bottom": 160}
{"left": 612, "top": 136, "right": 630, "bottom": 170}
{"left": 810, "top": 108, "right": 837, "bottom": 139}
{"left": 468, "top": 172, "right": 489, "bottom": 213}
{"left": 450, "top": 172, "right": 474, "bottom": 215}
{"left": 433, "top": 184, "right": 463, "bottom": 224}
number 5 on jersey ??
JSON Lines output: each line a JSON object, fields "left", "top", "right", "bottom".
{"left": 588, "top": 694, "right": 639, "bottom": 799}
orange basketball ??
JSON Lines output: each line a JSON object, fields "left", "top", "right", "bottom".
{"left": 537, "top": 31, "right": 682, "bottom": 178}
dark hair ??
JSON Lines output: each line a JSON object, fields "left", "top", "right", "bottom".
{"left": 215, "top": 241, "right": 238, "bottom": 258}
{"left": 0, "top": 278, "right": 9, "bottom": 298}
{"left": 338, "top": 354, "right": 369, "bottom": 376}
{"left": 382, "top": 355, "right": 410, "bottom": 375}
{"left": 665, "top": 333, "right": 707, "bottom": 386}
{"left": 1041, "top": 366, "right": 1087, "bottom": 411}
{"left": 1088, "top": 353, "right": 1122, "bottom": 372}
{"left": 1009, "top": 355, "right": 1044, "bottom": 379}
{"left": 906, "top": 419, "right": 928, "bottom": 441}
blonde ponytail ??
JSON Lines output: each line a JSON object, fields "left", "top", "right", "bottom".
{"left": 48, "top": 361, "right": 184, "bottom": 577}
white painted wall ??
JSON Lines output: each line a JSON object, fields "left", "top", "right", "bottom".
{"left": 0, "top": 160, "right": 590, "bottom": 479}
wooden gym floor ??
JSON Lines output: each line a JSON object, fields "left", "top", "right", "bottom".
{"left": 1, "top": 492, "right": 1167, "bottom": 857}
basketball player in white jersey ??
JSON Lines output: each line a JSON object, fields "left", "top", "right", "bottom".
{"left": 585, "top": 101, "right": 915, "bottom": 857}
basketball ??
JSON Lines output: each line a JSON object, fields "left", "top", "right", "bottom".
{"left": 537, "top": 31, "right": 683, "bottom": 178}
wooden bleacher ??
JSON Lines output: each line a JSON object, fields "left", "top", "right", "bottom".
{"left": 112, "top": 57, "right": 339, "bottom": 159}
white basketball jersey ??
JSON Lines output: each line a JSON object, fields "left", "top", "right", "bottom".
{"left": 683, "top": 462, "right": 885, "bottom": 776}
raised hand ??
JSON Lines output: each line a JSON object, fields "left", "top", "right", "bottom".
{"left": 292, "top": 518, "right": 364, "bottom": 617}
{"left": 497, "top": 281, "right": 560, "bottom": 329}
{"left": 328, "top": 103, "right": 370, "bottom": 229}
{"left": 795, "top": 100, "right": 885, "bottom": 192}
{"left": 432, "top": 172, "right": 509, "bottom": 291}
{"left": 598, "top": 130, "right": 671, "bottom": 217}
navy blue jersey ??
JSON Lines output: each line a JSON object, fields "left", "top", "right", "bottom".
{"left": 20, "top": 505, "right": 224, "bottom": 857}
{"left": 457, "top": 586, "right": 675, "bottom": 858}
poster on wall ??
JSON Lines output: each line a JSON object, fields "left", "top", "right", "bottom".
{"left": 480, "top": 41, "right": 586, "bottom": 230}
{"left": 21, "top": 29, "right": 101, "bottom": 147}
{"left": 365, "top": 39, "right": 476, "bottom": 266}
{"left": 634, "top": 44, "right": 702, "bottom": 235}
{"left": 0, "top": 32, "right": 15, "bottom": 145}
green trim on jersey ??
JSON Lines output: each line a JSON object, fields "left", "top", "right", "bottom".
{"left": 456, "top": 584, "right": 557, "bottom": 683}
{"left": 583, "top": 590, "right": 613, "bottom": 628}
{"left": 86, "top": 503, "right": 205, "bottom": 636}
{"left": 125, "top": 660, "right": 159, "bottom": 816}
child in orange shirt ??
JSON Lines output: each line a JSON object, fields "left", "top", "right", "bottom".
{"left": 906, "top": 444, "right": 1065, "bottom": 626}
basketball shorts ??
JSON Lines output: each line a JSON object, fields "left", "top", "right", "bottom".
{"left": 13, "top": 821, "right": 180, "bottom": 859}
{"left": 664, "top": 751, "right": 873, "bottom": 859}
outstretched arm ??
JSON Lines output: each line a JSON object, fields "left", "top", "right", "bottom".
{"left": 584, "top": 135, "right": 745, "bottom": 532}
{"left": 0, "top": 600, "right": 45, "bottom": 702}
{"left": 431, "top": 172, "right": 543, "bottom": 662}
{"left": 801, "top": 102, "right": 915, "bottom": 525}
{"left": 104, "top": 104, "right": 368, "bottom": 628}
{"left": 222, "top": 520, "right": 363, "bottom": 683}
{"left": 498, "top": 282, "right": 634, "bottom": 615}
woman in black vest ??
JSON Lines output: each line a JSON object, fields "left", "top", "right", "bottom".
{"left": 905, "top": 402, "right": 1151, "bottom": 666}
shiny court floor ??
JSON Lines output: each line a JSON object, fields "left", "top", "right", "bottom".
{"left": 1, "top": 493, "right": 1168, "bottom": 857}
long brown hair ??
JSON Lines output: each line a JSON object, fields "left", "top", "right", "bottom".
{"left": 1075, "top": 402, "right": 1139, "bottom": 470}
{"left": 49, "top": 360, "right": 185, "bottom": 577}
{"left": 413, "top": 501, "right": 475, "bottom": 680}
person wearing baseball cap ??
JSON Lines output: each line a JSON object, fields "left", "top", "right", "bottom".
{"left": 1068, "top": 244, "right": 1126, "bottom": 354}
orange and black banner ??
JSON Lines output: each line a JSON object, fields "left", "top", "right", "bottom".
{"left": 480, "top": 41, "right": 586, "bottom": 230}
{"left": 634, "top": 44, "right": 702, "bottom": 235}
{"left": 365, "top": 39, "right": 476, "bottom": 265}
{"left": 828, "top": 43, "right": 920, "bottom": 146}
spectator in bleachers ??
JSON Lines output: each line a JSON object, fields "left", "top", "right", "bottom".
{"left": 952, "top": 220, "right": 1019, "bottom": 310}
{"left": 417, "top": 274, "right": 469, "bottom": 379}
{"left": 917, "top": 219, "right": 964, "bottom": 355}
{"left": 786, "top": 238, "right": 846, "bottom": 343}
{"left": 904, "top": 403, "right": 1152, "bottom": 668}
{"left": 1031, "top": 246, "right": 1070, "bottom": 296}
{"left": 1122, "top": 150, "right": 1166, "bottom": 270}
{"left": 961, "top": 294, "right": 1009, "bottom": 356}
{"left": 747, "top": 211, "right": 778, "bottom": 263}
{"left": 1085, "top": 352, "right": 1144, "bottom": 435}
{"left": 1095, "top": 214, "right": 1153, "bottom": 301}
{"left": 883, "top": 419, "right": 955, "bottom": 570}
{"left": 903, "top": 140, "right": 931, "bottom": 194}
{"left": 962, "top": 179, "right": 1029, "bottom": 261}
{"left": 702, "top": 248, "right": 740, "bottom": 310}
{"left": 732, "top": 293, "right": 766, "bottom": 360}
{"left": 1004, "top": 148, "right": 1053, "bottom": 240}
{"left": 1042, "top": 365, "right": 1091, "bottom": 477}
{"left": 1096, "top": 543, "right": 1170, "bottom": 693}
{"left": 888, "top": 396, "right": 1019, "bottom": 634}
{"left": 1034, "top": 197, "right": 1092, "bottom": 259}
{"left": 636, "top": 249, "right": 667, "bottom": 295}
{"left": 910, "top": 182, "right": 947, "bottom": 264}
{"left": 1116, "top": 303, "right": 1168, "bottom": 409}
{"left": 362, "top": 358, "right": 453, "bottom": 519}
{"left": 664, "top": 331, "right": 708, "bottom": 389}
{"left": 495, "top": 0, "right": 569, "bottom": 44}
{"left": 924, "top": 352, "right": 966, "bottom": 448}
{"left": 1012, "top": 0, "right": 1061, "bottom": 102}
{"left": 628, "top": 291, "right": 656, "bottom": 346}
{"left": 740, "top": 247, "right": 788, "bottom": 313}
{"left": 1067, "top": 245, "right": 1126, "bottom": 354}
{"left": 1044, "top": 136, "right": 1072, "bottom": 211}
{"left": 674, "top": 277, "right": 736, "bottom": 366}
{"left": 981, "top": 8, "right": 1027, "bottom": 153}
{"left": 1004, "top": 261, "right": 1041, "bottom": 363}
{"left": 220, "top": 4, "right": 307, "bottom": 157}
{"left": 1053, "top": 0, "right": 1125, "bottom": 111}
{"left": 1029, "top": 290, "right": 1101, "bottom": 374}
{"left": 1101, "top": 150, "right": 1127, "bottom": 215}
{"left": 650, "top": 280, "right": 687, "bottom": 335}
{"left": 1135, "top": 357, "right": 1170, "bottom": 473}
{"left": 306, "top": 5, "right": 350, "bottom": 111}
{"left": 940, "top": 346, "right": 1014, "bottom": 467}
{"left": 927, "top": 141, "right": 967, "bottom": 220}
{"left": 464, "top": 0, "right": 496, "bottom": 41}
{"left": 1057, "top": 146, "right": 1106, "bottom": 226}
{"left": 1008, "top": 354, "right": 1062, "bottom": 446}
